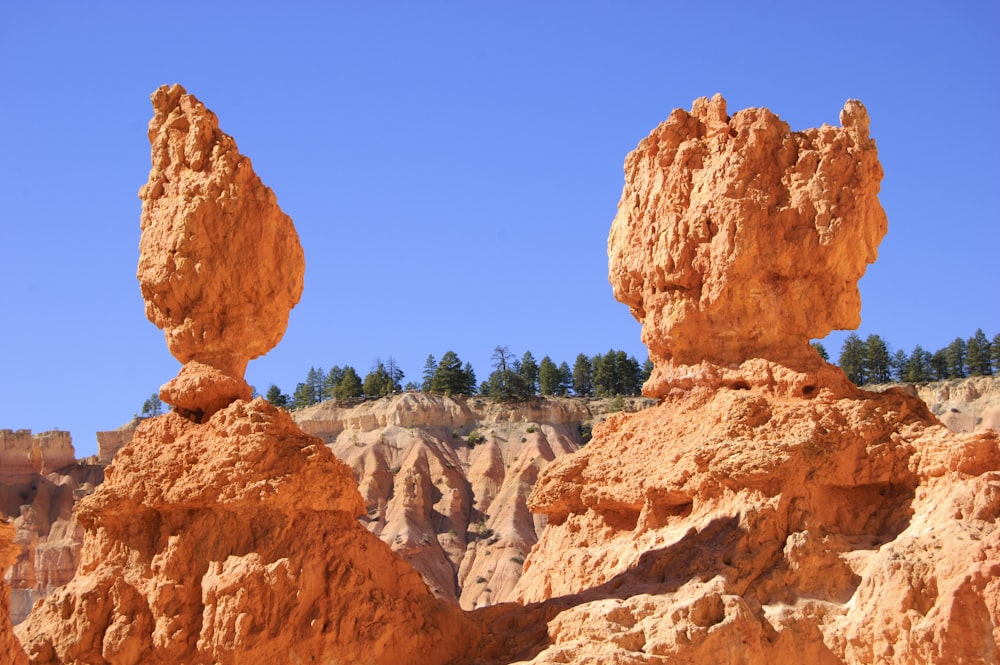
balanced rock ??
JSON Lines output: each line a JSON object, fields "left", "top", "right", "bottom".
{"left": 137, "top": 84, "right": 304, "bottom": 418}
{"left": 15, "top": 86, "right": 482, "bottom": 665}
{"left": 608, "top": 94, "right": 887, "bottom": 398}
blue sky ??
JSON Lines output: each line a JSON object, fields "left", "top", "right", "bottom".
{"left": 1, "top": 2, "right": 997, "bottom": 457}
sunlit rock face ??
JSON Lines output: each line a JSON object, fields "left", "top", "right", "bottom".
{"left": 608, "top": 94, "right": 887, "bottom": 398}
{"left": 0, "top": 521, "right": 28, "bottom": 665}
{"left": 507, "top": 97, "right": 1000, "bottom": 665}
{"left": 137, "top": 83, "right": 304, "bottom": 419}
{"left": 15, "top": 86, "right": 481, "bottom": 665}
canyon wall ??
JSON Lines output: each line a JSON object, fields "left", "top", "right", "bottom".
{"left": 0, "top": 431, "right": 100, "bottom": 625}
{"left": 293, "top": 393, "right": 649, "bottom": 609}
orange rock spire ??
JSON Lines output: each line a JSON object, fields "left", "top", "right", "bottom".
{"left": 608, "top": 94, "right": 887, "bottom": 397}
{"left": 137, "top": 84, "right": 304, "bottom": 418}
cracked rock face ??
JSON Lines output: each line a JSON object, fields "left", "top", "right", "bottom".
{"left": 137, "top": 84, "right": 304, "bottom": 417}
{"left": 608, "top": 94, "right": 887, "bottom": 398}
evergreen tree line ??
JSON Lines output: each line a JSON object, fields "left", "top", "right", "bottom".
{"left": 264, "top": 346, "right": 652, "bottom": 410}
{"left": 815, "top": 329, "right": 999, "bottom": 386}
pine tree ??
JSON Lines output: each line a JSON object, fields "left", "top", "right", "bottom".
{"left": 992, "top": 334, "right": 1000, "bottom": 375}
{"left": 557, "top": 361, "right": 572, "bottom": 396}
{"left": 431, "top": 351, "right": 468, "bottom": 395}
{"left": 865, "top": 334, "right": 891, "bottom": 384}
{"left": 463, "top": 362, "right": 478, "bottom": 395}
{"left": 334, "top": 366, "right": 363, "bottom": 399}
{"left": 572, "top": 354, "right": 593, "bottom": 397}
{"left": 811, "top": 342, "right": 830, "bottom": 362}
{"left": 538, "top": 356, "right": 560, "bottom": 395}
{"left": 930, "top": 349, "right": 949, "bottom": 380}
{"left": 421, "top": 354, "right": 437, "bottom": 392}
{"left": 291, "top": 382, "right": 314, "bottom": 409}
{"left": 486, "top": 346, "right": 530, "bottom": 402}
{"left": 519, "top": 351, "right": 539, "bottom": 396}
{"left": 305, "top": 366, "right": 325, "bottom": 404}
{"left": 838, "top": 333, "right": 866, "bottom": 385}
{"left": 890, "top": 349, "right": 908, "bottom": 382}
{"left": 966, "top": 329, "right": 992, "bottom": 376}
{"left": 640, "top": 357, "right": 653, "bottom": 385}
{"left": 264, "top": 384, "right": 289, "bottom": 408}
{"left": 945, "top": 337, "right": 967, "bottom": 379}
{"left": 363, "top": 360, "right": 394, "bottom": 398}
{"left": 903, "top": 345, "right": 933, "bottom": 383}
{"left": 141, "top": 393, "right": 163, "bottom": 417}
{"left": 323, "top": 366, "right": 345, "bottom": 400}
{"left": 592, "top": 352, "right": 615, "bottom": 396}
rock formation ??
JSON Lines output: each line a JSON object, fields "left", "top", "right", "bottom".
{"left": 9, "top": 90, "right": 998, "bottom": 664}
{"left": 914, "top": 376, "right": 1000, "bottom": 434}
{"left": 15, "top": 85, "right": 479, "bottom": 664}
{"left": 508, "top": 96, "right": 1000, "bottom": 663}
{"left": 294, "top": 393, "right": 647, "bottom": 609}
{"left": 136, "top": 83, "right": 304, "bottom": 420}
{"left": 1, "top": 521, "right": 29, "bottom": 665}
{"left": 0, "top": 431, "right": 100, "bottom": 625}
{"left": 608, "top": 93, "right": 887, "bottom": 398}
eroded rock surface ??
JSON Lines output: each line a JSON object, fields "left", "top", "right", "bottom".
{"left": 0, "top": 431, "right": 100, "bottom": 625}
{"left": 15, "top": 86, "right": 480, "bottom": 665}
{"left": 294, "top": 393, "right": 646, "bottom": 609}
{"left": 0, "top": 521, "right": 28, "bottom": 665}
{"left": 137, "top": 83, "right": 304, "bottom": 418}
{"left": 608, "top": 94, "right": 887, "bottom": 398}
{"left": 505, "top": 97, "right": 1000, "bottom": 664}
{"left": 16, "top": 401, "right": 480, "bottom": 664}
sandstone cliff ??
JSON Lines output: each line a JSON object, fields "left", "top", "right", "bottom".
{"left": 913, "top": 376, "right": 999, "bottom": 434}
{"left": 0, "top": 431, "right": 100, "bottom": 625}
{"left": 1, "top": 521, "right": 28, "bottom": 665}
{"left": 293, "top": 393, "right": 649, "bottom": 609}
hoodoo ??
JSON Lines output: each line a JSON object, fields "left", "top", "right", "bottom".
{"left": 136, "top": 84, "right": 305, "bottom": 419}
{"left": 15, "top": 85, "right": 479, "bottom": 665}
{"left": 511, "top": 96, "right": 1000, "bottom": 664}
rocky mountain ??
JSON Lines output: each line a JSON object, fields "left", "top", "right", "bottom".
{"left": 3, "top": 90, "right": 998, "bottom": 664}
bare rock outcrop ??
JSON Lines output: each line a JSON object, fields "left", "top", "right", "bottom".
{"left": 916, "top": 376, "right": 1000, "bottom": 434}
{"left": 17, "top": 401, "right": 479, "bottom": 664}
{"left": 509, "top": 97, "right": 1000, "bottom": 663}
{"left": 0, "top": 521, "right": 28, "bottom": 665}
{"left": 137, "top": 83, "right": 304, "bottom": 419}
{"left": 608, "top": 94, "right": 887, "bottom": 398}
{"left": 0, "top": 431, "right": 100, "bottom": 625}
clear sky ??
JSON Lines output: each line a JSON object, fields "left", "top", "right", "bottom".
{"left": 1, "top": 2, "right": 997, "bottom": 457}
